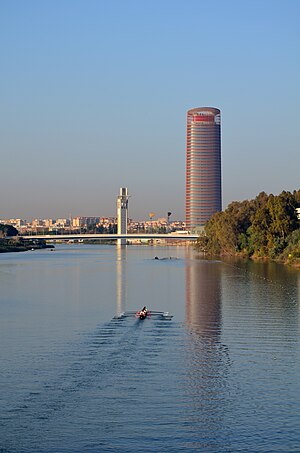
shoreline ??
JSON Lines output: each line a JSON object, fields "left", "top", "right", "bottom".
{"left": 0, "top": 244, "right": 55, "bottom": 254}
{"left": 195, "top": 251, "right": 300, "bottom": 269}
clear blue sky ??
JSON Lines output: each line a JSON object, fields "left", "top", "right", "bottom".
{"left": 1, "top": 0, "right": 299, "bottom": 220}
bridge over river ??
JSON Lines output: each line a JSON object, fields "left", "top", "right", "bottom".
{"left": 20, "top": 233, "right": 199, "bottom": 242}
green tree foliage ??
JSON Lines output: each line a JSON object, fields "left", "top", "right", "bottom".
{"left": 0, "top": 224, "right": 18, "bottom": 237}
{"left": 293, "top": 189, "right": 300, "bottom": 204}
{"left": 266, "top": 192, "right": 299, "bottom": 257}
{"left": 279, "top": 229, "right": 300, "bottom": 264}
{"left": 197, "top": 190, "right": 300, "bottom": 261}
{"left": 247, "top": 192, "right": 271, "bottom": 256}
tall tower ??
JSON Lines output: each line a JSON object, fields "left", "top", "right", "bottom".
{"left": 186, "top": 107, "right": 221, "bottom": 230}
{"left": 117, "top": 187, "right": 129, "bottom": 246}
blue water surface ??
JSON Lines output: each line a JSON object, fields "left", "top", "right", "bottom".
{"left": 0, "top": 245, "right": 299, "bottom": 452}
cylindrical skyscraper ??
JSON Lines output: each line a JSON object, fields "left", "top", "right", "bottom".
{"left": 186, "top": 107, "right": 221, "bottom": 230}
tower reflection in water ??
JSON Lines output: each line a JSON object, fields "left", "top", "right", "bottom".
{"left": 184, "top": 250, "right": 232, "bottom": 447}
{"left": 116, "top": 245, "right": 128, "bottom": 314}
{"left": 185, "top": 250, "right": 222, "bottom": 336}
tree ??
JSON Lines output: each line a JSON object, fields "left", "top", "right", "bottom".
{"left": 248, "top": 202, "right": 271, "bottom": 256}
{"left": 265, "top": 191, "right": 299, "bottom": 257}
{"left": 293, "top": 189, "right": 300, "bottom": 204}
{"left": 197, "top": 189, "right": 300, "bottom": 260}
{"left": 0, "top": 224, "right": 18, "bottom": 237}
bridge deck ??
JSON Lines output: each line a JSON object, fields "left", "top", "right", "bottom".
{"left": 21, "top": 233, "right": 198, "bottom": 241}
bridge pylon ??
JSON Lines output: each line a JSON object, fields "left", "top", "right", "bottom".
{"left": 117, "top": 188, "right": 129, "bottom": 246}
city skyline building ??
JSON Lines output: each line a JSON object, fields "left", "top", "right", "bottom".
{"left": 186, "top": 107, "right": 222, "bottom": 230}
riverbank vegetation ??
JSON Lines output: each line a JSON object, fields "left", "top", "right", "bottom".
{"left": 0, "top": 224, "right": 53, "bottom": 253}
{"left": 196, "top": 190, "right": 300, "bottom": 266}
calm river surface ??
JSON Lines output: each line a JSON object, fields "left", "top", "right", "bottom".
{"left": 1, "top": 244, "right": 300, "bottom": 452}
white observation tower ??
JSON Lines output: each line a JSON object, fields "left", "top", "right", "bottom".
{"left": 117, "top": 187, "right": 129, "bottom": 246}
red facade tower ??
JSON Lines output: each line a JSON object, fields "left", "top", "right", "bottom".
{"left": 186, "top": 107, "right": 221, "bottom": 230}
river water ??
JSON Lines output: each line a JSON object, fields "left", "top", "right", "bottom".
{"left": 0, "top": 244, "right": 299, "bottom": 452}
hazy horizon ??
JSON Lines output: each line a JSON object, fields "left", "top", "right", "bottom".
{"left": 1, "top": 0, "right": 299, "bottom": 220}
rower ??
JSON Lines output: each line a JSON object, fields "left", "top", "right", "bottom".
{"left": 139, "top": 306, "right": 148, "bottom": 319}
